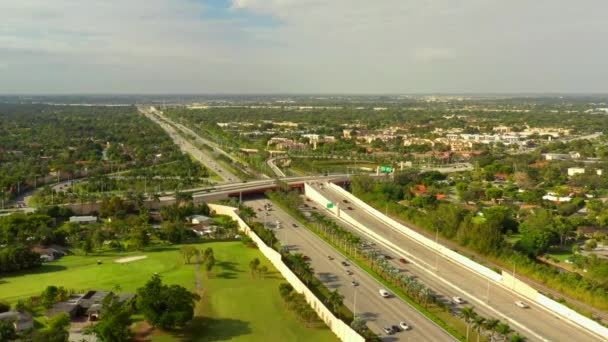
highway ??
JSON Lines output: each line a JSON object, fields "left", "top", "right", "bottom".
{"left": 138, "top": 106, "right": 240, "bottom": 183}
{"left": 309, "top": 183, "right": 605, "bottom": 342}
{"left": 244, "top": 196, "right": 456, "bottom": 342}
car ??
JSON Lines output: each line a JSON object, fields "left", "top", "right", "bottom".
{"left": 346, "top": 270, "right": 354, "bottom": 275}
{"left": 303, "top": 203, "right": 309, "bottom": 207}
{"left": 328, "top": 255, "right": 334, "bottom": 260}
{"left": 351, "top": 281, "right": 359, "bottom": 286}
{"left": 399, "top": 322, "right": 410, "bottom": 330}
{"left": 384, "top": 255, "right": 393, "bottom": 260}
{"left": 265, "top": 212, "right": 270, "bottom": 216}
{"left": 257, "top": 208, "right": 262, "bottom": 212}
{"left": 399, "top": 258, "right": 408, "bottom": 264}
{"left": 343, "top": 199, "right": 349, "bottom": 203}
{"left": 303, "top": 255, "right": 310, "bottom": 260}
{"left": 347, "top": 206, "right": 353, "bottom": 210}
{"left": 452, "top": 296, "right": 465, "bottom": 304}
{"left": 341, "top": 261, "right": 350, "bottom": 266}
{"left": 382, "top": 326, "right": 394, "bottom": 335}
{"left": 292, "top": 223, "right": 298, "bottom": 228}
{"left": 391, "top": 325, "right": 401, "bottom": 332}
{"left": 515, "top": 300, "right": 528, "bottom": 308}
{"left": 379, "top": 289, "right": 390, "bottom": 298}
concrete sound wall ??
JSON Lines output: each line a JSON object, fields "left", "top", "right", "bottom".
{"left": 209, "top": 204, "right": 365, "bottom": 342}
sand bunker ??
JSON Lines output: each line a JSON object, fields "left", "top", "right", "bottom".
{"left": 114, "top": 255, "right": 148, "bottom": 264}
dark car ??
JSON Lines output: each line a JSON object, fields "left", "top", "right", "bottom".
{"left": 384, "top": 255, "right": 393, "bottom": 260}
{"left": 391, "top": 325, "right": 401, "bottom": 332}
{"left": 341, "top": 261, "right": 350, "bottom": 266}
{"left": 292, "top": 223, "right": 298, "bottom": 228}
{"left": 347, "top": 206, "right": 353, "bottom": 210}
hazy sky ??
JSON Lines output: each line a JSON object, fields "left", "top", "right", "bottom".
{"left": 1, "top": 0, "right": 607, "bottom": 94}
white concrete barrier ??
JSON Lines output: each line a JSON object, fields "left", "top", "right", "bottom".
{"left": 326, "top": 183, "right": 502, "bottom": 282}
{"left": 209, "top": 204, "right": 365, "bottom": 342}
{"left": 311, "top": 183, "right": 608, "bottom": 340}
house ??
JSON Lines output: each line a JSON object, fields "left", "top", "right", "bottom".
{"left": 188, "top": 215, "right": 212, "bottom": 225}
{"left": 191, "top": 224, "right": 216, "bottom": 236}
{"left": 494, "top": 173, "right": 509, "bottom": 182}
{"left": 567, "top": 167, "right": 585, "bottom": 177}
{"left": 0, "top": 311, "right": 34, "bottom": 332}
{"left": 69, "top": 216, "right": 98, "bottom": 224}
{"left": 31, "top": 245, "right": 69, "bottom": 262}
{"left": 411, "top": 185, "right": 427, "bottom": 196}
{"left": 544, "top": 153, "right": 571, "bottom": 161}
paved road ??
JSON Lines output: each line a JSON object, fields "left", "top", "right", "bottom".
{"left": 245, "top": 197, "right": 456, "bottom": 342}
{"left": 310, "top": 183, "right": 605, "bottom": 342}
{"left": 139, "top": 106, "right": 240, "bottom": 183}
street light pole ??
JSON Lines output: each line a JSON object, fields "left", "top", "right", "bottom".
{"left": 435, "top": 227, "right": 439, "bottom": 270}
{"left": 353, "top": 287, "right": 357, "bottom": 317}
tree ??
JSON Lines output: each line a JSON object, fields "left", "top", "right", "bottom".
{"left": 496, "top": 322, "right": 512, "bottom": 341}
{"left": 510, "top": 333, "right": 527, "bottom": 342}
{"left": 180, "top": 245, "right": 198, "bottom": 264}
{"left": 484, "top": 318, "right": 500, "bottom": 342}
{"left": 41, "top": 286, "right": 69, "bottom": 309}
{"left": 136, "top": 274, "right": 200, "bottom": 330}
{"left": 258, "top": 265, "right": 268, "bottom": 279}
{"left": 0, "top": 320, "right": 17, "bottom": 341}
{"left": 553, "top": 216, "right": 575, "bottom": 246}
{"left": 485, "top": 187, "right": 503, "bottom": 202}
{"left": 0, "top": 301, "right": 10, "bottom": 313}
{"left": 472, "top": 316, "right": 486, "bottom": 342}
{"left": 205, "top": 254, "right": 216, "bottom": 273}
{"left": 249, "top": 258, "right": 260, "bottom": 278}
{"left": 91, "top": 294, "right": 133, "bottom": 342}
{"left": 327, "top": 289, "right": 344, "bottom": 315}
{"left": 350, "top": 315, "right": 368, "bottom": 334}
{"left": 460, "top": 306, "right": 477, "bottom": 341}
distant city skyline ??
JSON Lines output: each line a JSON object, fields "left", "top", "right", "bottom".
{"left": 1, "top": 0, "right": 607, "bottom": 94}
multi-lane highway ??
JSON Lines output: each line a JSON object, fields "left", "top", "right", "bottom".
{"left": 244, "top": 196, "right": 456, "bottom": 342}
{"left": 139, "top": 106, "right": 240, "bottom": 183}
{"left": 309, "top": 183, "right": 605, "bottom": 342}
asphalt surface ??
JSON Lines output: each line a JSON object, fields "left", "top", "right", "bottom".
{"left": 245, "top": 197, "right": 456, "bottom": 342}
{"left": 309, "top": 183, "right": 605, "bottom": 342}
{"left": 139, "top": 106, "right": 240, "bottom": 183}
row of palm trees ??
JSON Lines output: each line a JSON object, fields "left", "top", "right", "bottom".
{"left": 461, "top": 306, "right": 526, "bottom": 342}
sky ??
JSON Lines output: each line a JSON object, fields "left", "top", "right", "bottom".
{"left": 1, "top": 0, "right": 607, "bottom": 94}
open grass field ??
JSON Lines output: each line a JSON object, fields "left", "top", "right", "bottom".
{"left": 0, "top": 242, "right": 338, "bottom": 342}
{"left": 150, "top": 242, "right": 337, "bottom": 342}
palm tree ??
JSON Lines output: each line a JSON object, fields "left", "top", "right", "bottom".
{"left": 509, "top": 333, "right": 527, "bottom": 342}
{"left": 460, "top": 306, "right": 477, "bottom": 341}
{"left": 484, "top": 319, "right": 500, "bottom": 342}
{"left": 327, "top": 289, "right": 344, "bottom": 316}
{"left": 496, "top": 322, "right": 512, "bottom": 341}
{"left": 472, "top": 316, "right": 486, "bottom": 342}
{"left": 249, "top": 258, "right": 260, "bottom": 277}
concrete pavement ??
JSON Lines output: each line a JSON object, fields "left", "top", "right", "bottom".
{"left": 245, "top": 196, "right": 456, "bottom": 342}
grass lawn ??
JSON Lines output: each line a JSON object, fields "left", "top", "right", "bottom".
{"left": 545, "top": 244, "right": 574, "bottom": 262}
{"left": 153, "top": 242, "right": 337, "bottom": 342}
{"left": 0, "top": 242, "right": 337, "bottom": 342}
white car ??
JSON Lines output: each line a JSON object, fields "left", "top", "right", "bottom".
{"left": 399, "top": 322, "right": 411, "bottom": 331}
{"left": 379, "top": 289, "right": 390, "bottom": 298}
{"left": 515, "top": 300, "right": 529, "bottom": 308}
{"left": 452, "top": 296, "right": 465, "bottom": 304}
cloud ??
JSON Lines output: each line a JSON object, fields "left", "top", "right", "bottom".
{"left": 1, "top": 0, "right": 608, "bottom": 93}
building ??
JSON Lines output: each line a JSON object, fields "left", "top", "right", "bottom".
{"left": 69, "top": 216, "right": 98, "bottom": 224}
{"left": 31, "top": 245, "right": 68, "bottom": 262}
{"left": 568, "top": 167, "right": 585, "bottom": 177}
{"left": 0, "top": 312, "right": 33, "bottom": 332}
{"left": 188, "top": 215, "right": 212, "bottom": 225}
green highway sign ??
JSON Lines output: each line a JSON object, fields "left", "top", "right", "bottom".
{"left": 327, "top": 203, "right": 334, "bottom": 208}
{"left": 380, "top": 166, "right": 393, "bottom": 173}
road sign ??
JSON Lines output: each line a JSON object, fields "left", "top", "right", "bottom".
{"left": 327, "top": 203, "right": 334, "bottom": 208}
{"left": 380, "top": 166, "right": 393, "bottom": 173}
